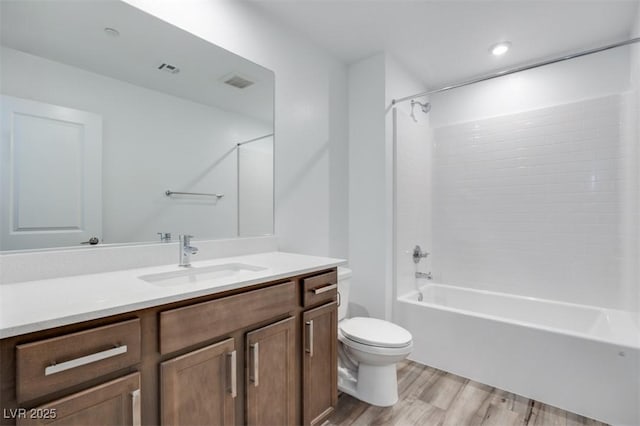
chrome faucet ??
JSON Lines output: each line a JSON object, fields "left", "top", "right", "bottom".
{"left": 179, "top": 235, "right": 198, "bottom": 267}
{"left": 157, "top": 232, "right": 172, "bottom": 242}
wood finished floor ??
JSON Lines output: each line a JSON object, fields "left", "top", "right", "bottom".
{"left": 326, "top": 360, "right": 607, "bottom": 426}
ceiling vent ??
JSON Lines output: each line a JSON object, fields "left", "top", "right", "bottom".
{"left": 158, "top": 63, "right": 180, "bottom": 74}
{"left": 223, "top": 74, "right": 254, "bottom": 89}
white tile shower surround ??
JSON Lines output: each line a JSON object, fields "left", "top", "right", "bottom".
{"left": 432, "top": 94, "right": 638, "bottom": 311}
{"left": 395, "top": 108, "right": 432, "bottom": 299}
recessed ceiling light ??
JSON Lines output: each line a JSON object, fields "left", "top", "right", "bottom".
{"left": 104, "top": 27, "right": 120, "bottom": 38}
{"left": 490, "top": 41, "right": 511, "bottom": 56}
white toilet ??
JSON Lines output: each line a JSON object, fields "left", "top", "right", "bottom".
{"left": 336, "top": 267, "right": 413, "bottom": 407}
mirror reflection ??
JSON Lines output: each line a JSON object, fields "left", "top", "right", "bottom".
{"left": 0, "top": 1, "right": 275, "bottom": 251}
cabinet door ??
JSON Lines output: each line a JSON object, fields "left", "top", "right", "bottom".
{"left": 302, "top": 302, "right": 338, "bottom": 426}
{"left": 161, "top": 338, "right": 236, "bottom": 426}
{"left": 17, "top": 372, "right": 140, "bottom": 426}
{"left": 246, "top": 317, "right": 295, "bottom": 426}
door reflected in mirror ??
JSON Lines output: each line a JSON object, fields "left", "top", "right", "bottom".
{"left": 0, "top": 1, "right": 274, "bottom": 251}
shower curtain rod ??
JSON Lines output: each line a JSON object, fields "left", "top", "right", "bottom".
{"left": 391, "top": 37, "right": 640, "bottom": 105}
{"left": 237, "top": 133, "right": 274, "bottom": 146}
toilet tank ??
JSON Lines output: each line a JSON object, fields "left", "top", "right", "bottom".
{"left": 337, "top": 267, "right": 352, "bottom": 321}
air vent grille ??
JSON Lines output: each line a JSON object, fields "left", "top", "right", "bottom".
{"left": 158, "top": 63, "right": 180, "bottom": 74}
{"left": 224, "top": 75, "right": 254, "bottom": 89}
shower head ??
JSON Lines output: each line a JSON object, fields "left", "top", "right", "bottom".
{"left": 413, "top": 100, "right": 431, "bottom": 113}
{"left": 410, "top": 99, "right": 431, "bottom": 122}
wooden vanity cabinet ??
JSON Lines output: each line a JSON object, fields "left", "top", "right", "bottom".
{"left": 0, "top": 267, "right": 339, "bottom": 426}
{"left": 159, "top": 316, "right": 297, "bottom": 426}
{"left": 15, "top": 319, "right": 141, "bottom": 403}
{"left": 300, "top": 269, "right": 339, "bottom": 426}
{"left": 161, "top": 338, "right": 236, "bottom": 426}
{"left": 2, "top": 319, "right": 142, "bottom": 426}
{"left": 158, "top": 280, "right": 297, "bottom": 425}
{"left": 158, "top": 281, "right": 296, "bottom": 355}
{"left": 302, "top": 302, "right": 338, "bottom": 426}
{"left": 245, "top": 317, "right": 296, "bottom": 426}
{"left": 17, "top": 373, "right": 141, "bottom": 426}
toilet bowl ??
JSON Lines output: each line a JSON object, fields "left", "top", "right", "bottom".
{"left": 337, "top": 268, "right": 413, "bottom": 407}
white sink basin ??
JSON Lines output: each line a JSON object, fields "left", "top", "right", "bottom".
{"left": 139, "top": 263, "right": 267, "bottom": 286}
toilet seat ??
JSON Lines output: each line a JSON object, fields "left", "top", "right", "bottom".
{"left": 339, "top": 317, "right": 412, "bottom": 348}
{"left": 339, "top": 330, "right": 413, "bottom": 356}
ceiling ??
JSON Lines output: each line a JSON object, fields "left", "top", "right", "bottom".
{"left": 249, "top": 0, "right": 640, "bottom": 89}
{"left": 1, "top": 1, "right": 274, "bottom": 123}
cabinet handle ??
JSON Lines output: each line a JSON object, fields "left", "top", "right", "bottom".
{"left": 313, "top": 284, "right": 337, "bottom": 294}
{"left": 131, "top": 389, "right": 141, "bottom": 426}
{"left": 250, "top": 342, "right": 259, "bottom": 387}
{"left": 228, "top": 350, "right": 237, "bottom": 398}
{"left": 44, "top": 345, "right": 127, "bottom": 376}
{"left": 305, "top": 320, "right": 314, "bottom": 358}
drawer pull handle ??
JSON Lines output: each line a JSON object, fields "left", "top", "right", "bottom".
{"left": 131, "top": 389, "right": 141, "bottom": 426}
{"left": 313, "top": 284, "right": 337, "bottom": 295}
{"left": 44, "top": 345, "right": 128, "bottom": 376}
{"left": 228, "top": 350, "right": 237, "bottom": 398}
{"left": 250, "top": 342, "right": 259, "bottom": 387}
{"left": 305, "top": 320, "right": 314, "bottom": 358}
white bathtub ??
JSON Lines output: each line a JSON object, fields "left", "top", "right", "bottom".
{"left": 396, "top": 283, "right": 640, "bottom": 426}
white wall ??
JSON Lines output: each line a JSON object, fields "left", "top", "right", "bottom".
{"left": 426, "top": 47, "right": 637, "bottom": 310}
{"left": 1, "top": 46, "right": 271, "bottom": 245}
{"left": 348, "top": 52, "right": 431, "bottom": 320}
{"left": 348, "top": 53, "right": 387, "bottom": 319}
{"left": 124, "top": 0, "right": 349, "bottom": 259}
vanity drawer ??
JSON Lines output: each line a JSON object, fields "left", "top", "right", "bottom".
{"left": 16, "top": 319, "right": 141, "bottom": 403}
{"left": 302, "top": 269, "right": 338, "bottom": 307}
{"left": 159, "top": 281, "right": 296, "bottom": 354}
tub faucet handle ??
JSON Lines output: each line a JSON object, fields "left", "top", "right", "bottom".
{"left": 413, "top": 245, "right": 429, "bottom": 263}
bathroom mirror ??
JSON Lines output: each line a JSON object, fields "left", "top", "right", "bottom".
{"left": 0, "top": 1, "right": 274, "bottom": 251}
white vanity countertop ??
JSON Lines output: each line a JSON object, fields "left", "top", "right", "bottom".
{"left": 0, "top": 251, "right": 346, "bottom": 339}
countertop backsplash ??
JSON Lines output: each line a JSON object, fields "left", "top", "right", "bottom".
{"left": 0, "top": 236, "right": 278, "bottom": 284}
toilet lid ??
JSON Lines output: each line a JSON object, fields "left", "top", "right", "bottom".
{"left": 339, "top": 317, "right": 412, "bottom": 348}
